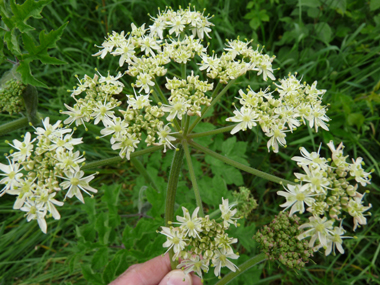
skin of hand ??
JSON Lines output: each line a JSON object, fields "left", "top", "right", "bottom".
{"left": 109, "top": 254, "right": 203, "bottom": 285}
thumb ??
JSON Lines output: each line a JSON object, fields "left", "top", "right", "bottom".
{"left": 158, "top": 269, "right": 192, "bottom": 285}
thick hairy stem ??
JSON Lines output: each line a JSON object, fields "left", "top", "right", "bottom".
{"left": 182, "top": 140, "right": 204, "bottom": 217}
{"left": 215, "top": 253, "right": 267, "bottom": 285}
{"left": 165, "top": 145, "right": 185, "bottom": 269}
{"left": 0, "top": 117, "right": 29, "bottom": 136}
{"left": 189, "top": 140, "right": 295, "bottom": 186}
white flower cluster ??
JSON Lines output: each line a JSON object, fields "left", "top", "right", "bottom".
{"left": 227, "top": 74, "right": 329, "bottom": 153}
{"left": 277, "top": 141, "right": 372, "bottom": 256}
{"left": 200, "top": 39, "right": 275, "bottom": 83}
{"left": 159, "top": 198, "right": 240, "bottom": 280}
{"left": 162, "top": 72, "right": 213, "bottom": 120}
{"left": 0, "top": 118, "right": 97, "bottom": 233}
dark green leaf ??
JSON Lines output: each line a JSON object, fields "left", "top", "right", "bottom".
{"left": 315, "top": 22, "right": 332, "bottom": 43}
{"left": 347, "top": 113, "right": 365, "bottom": 129}
{"left": 91, "top": 247, "right": 109, "bottom": 270}
{"left": 9, "top": 0, "right": 53, "bottom": 32}
{"left": 370, "top": 0, "right": 380, "bottom": 11}
{"left": 16, "top": 60, "right": 47, "bottom": 87}
{"left": 22, "top": 84, "right": 39, "bottom": 125}
{"left": 81, "top": 264, "right": 103, "bottom": 285}
{"left": 21, "top": 22, "right": 67, "bottom": 64}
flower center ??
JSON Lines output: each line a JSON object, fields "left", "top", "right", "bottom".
{"left": 296, "top": 193, "right": 305, "bottom": 201}
{"left": 70, "top": 177, "right": 80, "bottom": 186}
{"left": 187, "top": 221, "right": 195, "bottom": 230}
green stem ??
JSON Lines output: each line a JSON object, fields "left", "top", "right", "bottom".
{"left": 0, "top": 117, "right": 29, "bottom": 136}
{"left": 215, "top": 253, "right": 267, "bottom": 285}
{"left": 182, "top": 140, "right": 204, "bottom": 217}
{"left": 189, "top": 140, "right": 295, "bottom": 186}
{"left": 82, "top": 145, "right": 163, "bottom": 170}
{"left": 188, "top": 125, "right": 235, "bottom": 139}
{"left": 188, "top": 80, "right": 234, "bottom": 134}
{"left": 181, "top": 63, "right": 186, "bottom": 79}
{"left": 165, "top": 145, "right": 185, "bottom": 269}
{"left": 130, "top": 157, "right": 160, "bottom": 192}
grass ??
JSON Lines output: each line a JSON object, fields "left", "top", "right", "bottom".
{"left": 1, "top": 0, "right": 379, "bottom": 284}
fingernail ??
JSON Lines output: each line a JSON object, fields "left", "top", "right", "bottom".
{"left": 159, "top": 269, "right": 192, "bottom": 285}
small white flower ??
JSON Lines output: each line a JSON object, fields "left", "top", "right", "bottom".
{"left": 175, "top": 206, "right": 203, "bottom": 238}
{"left": 298, "top": 216, "right": 334, "bottom": 248}
{"left": 111, "top": 133, "right": 140, "bottom": 160}
{"left": 127, "top": 91, "right": 151, "bottom": 110}
{"left": 219, "top": 198, "right": 238, "bottom": 228}
{"left": 292, "top": 145, "right": 328, "bottom": 170}
{"left": 62, "top": 103, "right": 88, "bottom": 127}
{"left": 55, "top": 150, "right": 85, "bottom": 172}
{"left": 59, "top": 170, "right": 97, "bottom": 203}
{"left": 168, "top": 15, "right": 186, "bottom": 36}
{"left": 294, "top": 165, "right": 330, "bottom": 194}
{"left": 20, "top": 200, "right": 47, "bottom": 233}
{"left": 37, "top": 190, "right": 64, "bottom": 220}
{"left": 0, "top": 159, "right": 23, "bottom": 196}
{"left": 212, "top": 248, "right": 239, "bottom": 277}
{"left": 160, "top": 226, "right": 187, "bottom": 258}
{"left": 265, "top": 125, "right": 287, "bottom": 153}
{"left": 135, "top": 73, "right": 155, "bottom": 93}
{"left": 91, "top": 100, "right": 116, "bottom": 126}
{"left": 347, "top": 193, "right": 372, "bottom": 231}
{"left": 154, "top": 124, "right": 176, "bottom": 152}
{"left": 162, "top": 97, "right": 191, "bottom": 121}
{"left": 325, "top": 226, "right": 352, "bottom": 256}
{"left": 177, "top": 255, "right": 209, "bottom": 279}
{"left": 349, "top": 157, "right": 371, "bottom": 186}
{"left": 277, "top": 184, "right": 315, "bottom": 215}
{"left": 227, "top": 107, "right": 258, "bottom": 134}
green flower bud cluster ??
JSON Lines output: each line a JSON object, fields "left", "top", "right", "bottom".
{"left": 0, "top": 79, "right": 26, "bottom": 115}
{"left": 232, "top": 186, "right": 258, "bottom": 218}
{"left": 254, "top": 212, "right": 313, "bottom": 270}
{"left": 160, "top": 199, "right": 240, "bottom": 279}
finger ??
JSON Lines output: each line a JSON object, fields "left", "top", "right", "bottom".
{"left": 110, "top": 254, "right": 172, "bottom": 285}
{"left": 158, "top": 269, "right": 192, "bottom": 285}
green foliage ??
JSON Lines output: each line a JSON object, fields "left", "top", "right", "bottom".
{"left": 0, "top": 0, "right": 67, "bottom": 87}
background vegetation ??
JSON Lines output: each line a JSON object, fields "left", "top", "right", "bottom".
{"left": 1, "top": 0, "right": 379, "bottom": 284}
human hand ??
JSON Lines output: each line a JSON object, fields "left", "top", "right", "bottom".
{"left": 110, "top": 254, "right": 202, "bottom": 285}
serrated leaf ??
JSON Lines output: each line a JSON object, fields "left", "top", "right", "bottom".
{"left": 81, "top": 264, "right": 103, "bottom": 285}
{"left": 221, "top": 136, "right": 236, "bottom": 156}
{"left": 4, "top": 29, "right": 21, "bottom": 56}
{"left": 16, "top": 61, "right": 47, "bottom": 87}
{"left": 91, "top": 248, "right": 109, "bottom": 270}
{"left": 21, "top": 22, "right": 67, "bottom": 64}
{"left": 9, "top": 0, "right": 53, "bottom": 32}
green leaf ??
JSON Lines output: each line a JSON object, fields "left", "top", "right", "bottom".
{"left": 81, "top": 264, "right": 103, "bottom": 285}
{"left": 298, "top": 0, "right": 321, "bottom": 8}
{"left": 315, "top": 22, "right": 332, "bottom": 43}
{"left": 370, "top": 0, "right": 380, "bottom": 11}
{"left": 221, "top": 136, "right": 237, "bottom": 156}
{"left": 21, "top": 22, "right": 68, "bottom": 64}
{"left": 347, "top": 113, "right": 365, "bottom": 129}
{"left": 4, "top": 29, "right": 22, "bottom": 56}
{"left": 16, "top": 61, "right": 47, "bottom": 87}
{"left": 222, "top": 166, "right": 244, "bottom": 186}
{"left": 325, "top": 0, "right": 346, "bottom": 13}
{"left": 91, "top": 247, "right": 109, "bottom": 270}
{"left": 9, "top": 0, "right": 53, "bottom": 32}
{"left": 249, "top": 18, "right": 261, "bottom": 30}
{"left": 146, "top": 186, "right": 165, "bottom": 217}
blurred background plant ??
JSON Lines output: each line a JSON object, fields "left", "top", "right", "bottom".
{"left": 0, "top": 0, "right": 379, "bottom": 284}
